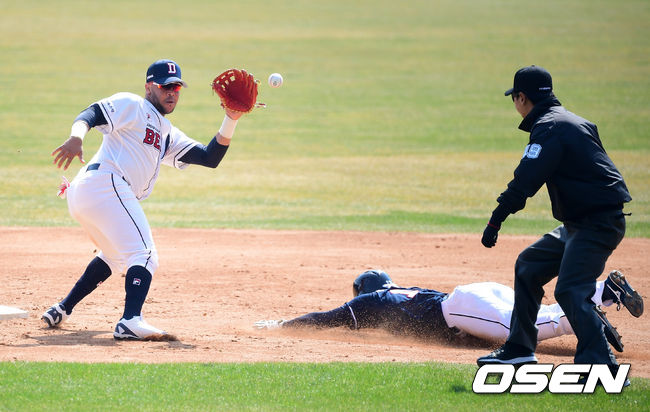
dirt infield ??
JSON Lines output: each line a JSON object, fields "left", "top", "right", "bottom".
{"left": 1, "top": 227, "right": 648, "bottom": 378}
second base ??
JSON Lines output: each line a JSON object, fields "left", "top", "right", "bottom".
{"left": 0, "top": 305, "right": 29, "bottom": 320}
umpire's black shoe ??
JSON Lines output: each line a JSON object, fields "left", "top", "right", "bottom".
{"left": 603, "top": 270, "right": 644, "bottom": 318}
{"left": 476, "top": 342, "right": 537, "bottom": 366}
{"left": 594, "top": 305, "right": 624, "bottom": 352}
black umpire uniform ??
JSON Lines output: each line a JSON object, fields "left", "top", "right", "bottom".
{"left": 480, "top": 66, "right": 631, "bottom": 368}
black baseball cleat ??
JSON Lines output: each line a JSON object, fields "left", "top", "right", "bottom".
{"left": 603, "top": 270, "right": 644, "bottom": 318}
{"left": 594, "top": 305, "right": 624, "bottom": 352}
{"left": 477, "top": 342, "right": 538, "bottom": 367}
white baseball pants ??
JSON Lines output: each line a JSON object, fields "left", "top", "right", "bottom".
{"left": 66, "top": 168, "right": 158, "bottom": 275}
{"left": 441, "top": 281, "right": 608, "bottom": 342}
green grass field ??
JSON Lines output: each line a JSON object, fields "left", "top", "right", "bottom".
{"left": 1, "top": 0, "right": 649, "bottom": 409}
{"left": 1, "top": 362, "right": 648, "bottom": 411}
{"left": 1, "top": 0, "right": 648, "bottom": 235}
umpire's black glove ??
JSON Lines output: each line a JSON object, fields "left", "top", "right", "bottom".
{"left": 481, "top": 222, "right": 500, "bottom": 248}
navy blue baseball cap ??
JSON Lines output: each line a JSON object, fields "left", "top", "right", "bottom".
{"left": 146, "top": 59, "right": 187, "bottom": 87}
{"left": 505, "top": 65, "right": 552, "bottom": 101}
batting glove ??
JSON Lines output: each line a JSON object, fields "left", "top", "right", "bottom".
{"left": 254, "top": 319, "right": 285, "bottom": 330}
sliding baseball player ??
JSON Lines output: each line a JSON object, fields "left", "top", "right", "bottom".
{"left": 256, "top": 270, "right": 642, "bottom": 352}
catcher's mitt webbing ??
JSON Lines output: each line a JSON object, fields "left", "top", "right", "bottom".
{"left": 211, "top": 69, "right": 264, "bottom": 113}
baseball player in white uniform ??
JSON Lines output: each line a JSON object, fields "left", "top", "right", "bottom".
{"left": 256, "top": 270, "right": 639, "bottom": 352}
{"left": 42, "top": 59, "right": 245, "bottom": 340}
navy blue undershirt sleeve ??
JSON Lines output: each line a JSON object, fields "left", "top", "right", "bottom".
{"left": 178, "top": 137, "right": 229, "bottom": 168}
{"left": 74, "top": 103, "right": 107, "bottom": 128}
{"left": 282, "top": 304, "right": 355, "bottom": 329}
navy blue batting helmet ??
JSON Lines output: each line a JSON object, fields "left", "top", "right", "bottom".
{"left": 353, "top": 270, "right": 396, "bottom": 297}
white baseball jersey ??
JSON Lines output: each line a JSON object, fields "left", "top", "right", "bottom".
{"left": 67, "top": 92, "right": 200, "bottom": 275}
{"left": 90, "top": 92, "right": 199, "bottom": 200}
{"left": 440, "top": 281, "right": 610, "bottom": 342}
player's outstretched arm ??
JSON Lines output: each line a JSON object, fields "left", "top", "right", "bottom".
{"left": 53, "top": 105, "right": 107, "bottom": 170}
{"left": 255, "top": 305, "right": 357, "bottom": 330}
{"left": 52, "top": 125, "right": 86, "bottom": 170}
{"left": 211, "top": 68, "right": 260, "bottom": 144}
{"left": 179, "top": 108, "right": 246, "bottom": 168}
{"left": 215, "top": 108, "right": 244, "bottom": 145}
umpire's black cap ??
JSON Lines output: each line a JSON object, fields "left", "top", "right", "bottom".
{"left": 505, "top": 65, "right": 552, "bottom": 102}
{"left": 146, "top": 59, "right": 188, "bottom": 87}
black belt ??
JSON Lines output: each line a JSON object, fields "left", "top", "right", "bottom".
{"left": 86, "top": 163, "right": 130, "bottom": 186}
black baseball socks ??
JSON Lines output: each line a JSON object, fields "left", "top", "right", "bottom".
{"left": 122, "top": 265, "right": 152, "bottom": 320}
{"left": 61, "top": 256, "right": 112, "bottom": 315}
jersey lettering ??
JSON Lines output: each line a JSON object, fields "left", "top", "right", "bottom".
{"left": 389, "top": 289, "right": 420, "bottom": 299}
{"left": 143, "top": 127, "right": 161, "bottom": 151}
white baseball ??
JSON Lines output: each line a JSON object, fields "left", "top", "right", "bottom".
{"left": 268, "top": 73, "right": 283, "bottom": 88}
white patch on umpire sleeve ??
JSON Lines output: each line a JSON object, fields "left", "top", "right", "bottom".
{"left": 522, "top": 143, "right": 542, "bottom": 159}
